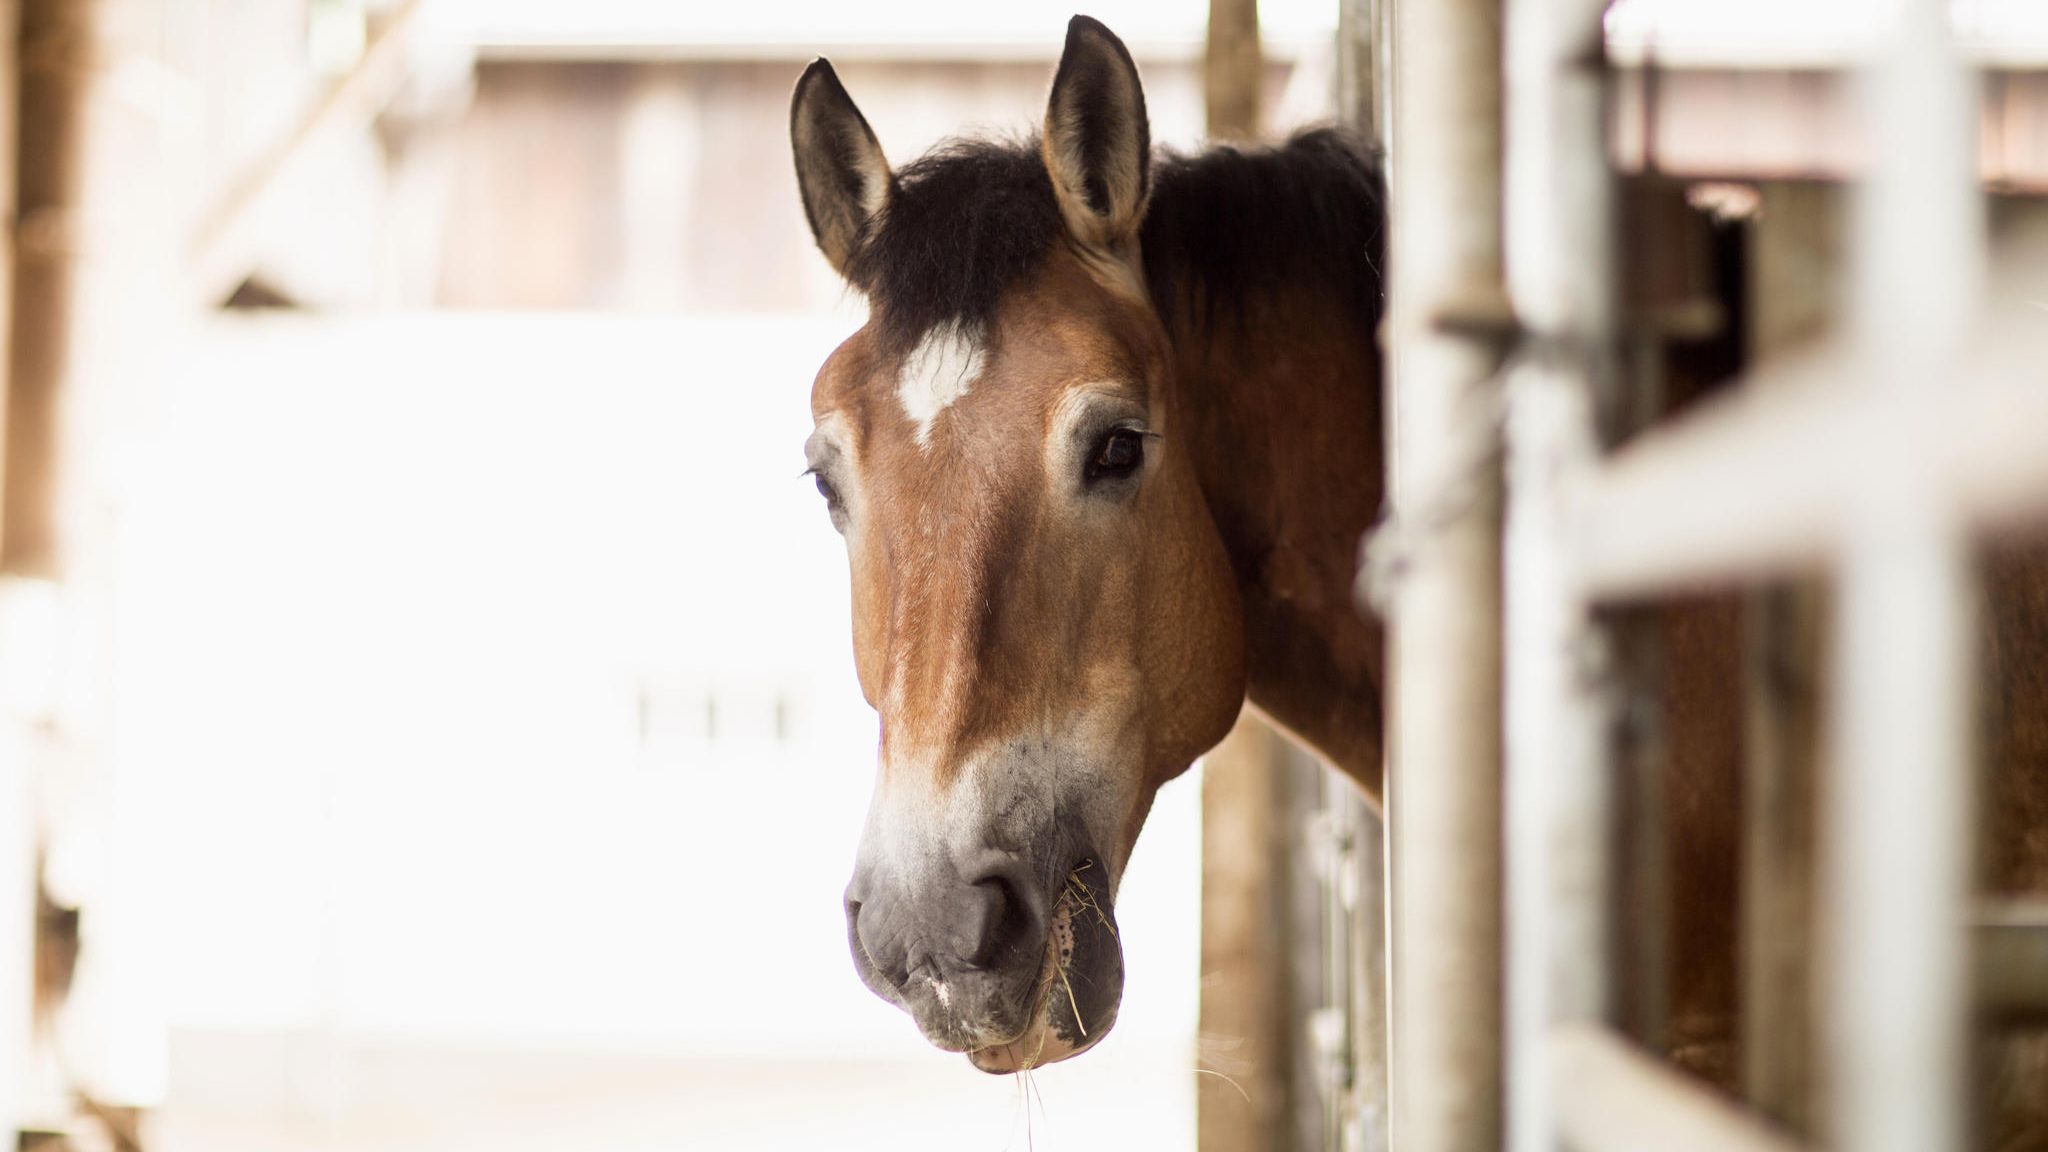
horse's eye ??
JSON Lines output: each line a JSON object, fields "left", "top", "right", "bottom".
{"left": 812, "top": 471, "right": 840, "bottom": 508}
{"left": 1086, "top": 428, "right": 1146, "bottom": 484}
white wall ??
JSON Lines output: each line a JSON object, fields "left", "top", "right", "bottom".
{"left": 109, "top": 313, "right": 1204, "bottom": 1066}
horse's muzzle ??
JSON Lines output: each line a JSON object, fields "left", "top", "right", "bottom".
{"left": 844, "top": 851, "right": 1123, "bottom": 1068}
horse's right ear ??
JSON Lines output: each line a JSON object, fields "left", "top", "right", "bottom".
{"left": 791, "top": 59, "right": 891, "bottom": 279}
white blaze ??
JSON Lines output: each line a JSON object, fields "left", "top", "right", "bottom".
{"left": 896, "top": 324, "right": 984, "bottom": 446}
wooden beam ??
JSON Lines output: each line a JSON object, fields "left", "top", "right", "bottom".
{"left": 1550, "top": 1023, "right": 1810, "bottom": 1152}
{"left": 1, "top": 0, "right": 91, "bottom": 577}
{"left": 185, "top": 0, "right": 423, "bottom": 308}
{"left": 1204, "top": 0, "right": 1261, "bottom": 142}
{"left": 1195, "top": 6, "right": 1299, "bottom": 1151}
{"left": 1568, "top": 323, "right": 2048, "bottom": 603}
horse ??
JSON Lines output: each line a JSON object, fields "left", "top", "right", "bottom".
{"left": 786, "top": 15, "right": 2048, "bottom": 1133}
{"left": 789, "top": 16, "right": 1384, "bottom": 1072}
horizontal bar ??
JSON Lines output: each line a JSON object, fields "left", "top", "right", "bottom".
{"left": 1549, "top": 1023, "right": 1810, "bottom": 1152}
{"left": 1608, "top": 68, "right": 2048, "bottom": 193}
{"left": 1570, "top": 342, "right": 2048, "bottom": 601}
{"left": 1977, "top": 901, "right": 2048, "bottom": 1023}
{"left": 472, "top": 34, "right": 1325, "bottom": 65}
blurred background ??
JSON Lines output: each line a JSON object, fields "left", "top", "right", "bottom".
{"left": 0, "top": 1, "right": 2043, "bottom": 1151}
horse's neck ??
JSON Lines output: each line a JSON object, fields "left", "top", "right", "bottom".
{"left": 1174, "top": 292, "right": 1387, "bottom": 797}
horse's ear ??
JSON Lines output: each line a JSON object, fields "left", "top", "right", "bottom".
{"left": 1042, "top": 16, "right": 1151, "bottom": 251}
{"left": 791, "top": 59, "right": 891, "bottom": 279}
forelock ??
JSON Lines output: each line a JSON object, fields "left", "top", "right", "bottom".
{"left": 845, "top": 136, "right": 1064, "bottom": 354}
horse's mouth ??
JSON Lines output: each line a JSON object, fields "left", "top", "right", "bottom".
{"left": 967, "top": 865, "right": 1121, "bottom": 1073}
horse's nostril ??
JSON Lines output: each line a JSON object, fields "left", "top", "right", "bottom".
{"left": 964, "top": 872, "right": 1038, "bottom": 970}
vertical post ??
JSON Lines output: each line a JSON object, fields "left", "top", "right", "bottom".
{"left": 3, "top": 0, "right": 173, "bottom": 1132}
{"left": 1824, "top": 2, "right": 1982, "bottom": 1150}
{"left": 1740, "top": 586, "right": 1820, "bottom": 1128}
{"left": 1499, "top": 0, "right": 1618, "bottom": 1149}
{"left": 1340, "top": 787, "right": 1388, "bottom": 1152}
{"left": 2, "top": 0, "right": 83, "bottom": 578}
{"left": 1740, "top": 180, "right": 1841, "bottom": 1133}
{"left": 0, "top": 5, "right": 21, "bottom": 1144}
{"left": 1197, "top": 6, "right": 1298, "bottom": 1152}
{"left": 1335, "top": 0, "right": 1387, "bottom": 150}
{"left": 1, "top": 0, "right": 71, "bottom": 1139}
{"left": 1200, "top": 714, "right": 1299, "bottom": 1152}
{"left": 1205, "top": 0, "right": 1261, "bottom": 142}
{"left": 1383, "top": 0, "right": 1504, "bottom": 1149}
{"left": 1334, "top": 5, "right": 1389, "bottom": 1149}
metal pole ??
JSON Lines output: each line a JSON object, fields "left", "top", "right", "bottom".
{"left": 1345, "top": 795, "right": 1388, "bottom": 1152}
{"left": 1824, "top": 1, "right": 1982, "bottom": 1149}
{"left": 1499, "top": 0, "right": 1618, "bottom": 1146}
{"left": 1383, "top": 0, "right": 1504, "bottom": 1146}
{"left": 1332, "top": 6, "right": 1388, "bottom": 1148}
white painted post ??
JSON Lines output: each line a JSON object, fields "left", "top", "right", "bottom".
{"left": 1499, "top": 0, "right": 1619, "bottom": 1148}
{"left": 1824, "top": 2, "right": 1983, "bottom": 1150}
{"left": 1382, "top": 0, "right": 1505, "bottom": 1147}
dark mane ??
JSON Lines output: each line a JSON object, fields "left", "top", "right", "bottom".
{"left": 1144, "top": 129, "right": 1386, "bottom": 339}
{"left": 845, "top": 128, "right": 1385, "bottom": 352}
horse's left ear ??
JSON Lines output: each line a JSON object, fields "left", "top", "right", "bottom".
{"left": 1042, "top": 16, "right": 1151, "bottom": 251}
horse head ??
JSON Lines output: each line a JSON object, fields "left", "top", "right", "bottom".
{"left": 789, "top": 17, "right": 1247, "bottom": 1071}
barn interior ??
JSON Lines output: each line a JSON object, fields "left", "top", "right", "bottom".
{"left": 0, "top": 2, "right": 2043, "bottom": 1152}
